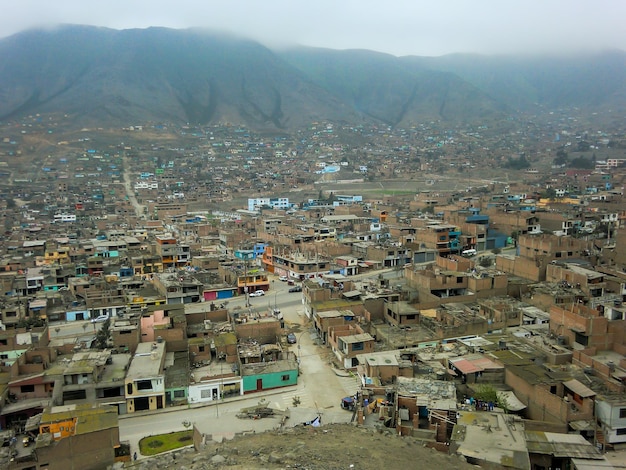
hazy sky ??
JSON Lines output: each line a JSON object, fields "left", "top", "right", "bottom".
{"left": 2, "top": 0, "right": 625, "bottom": 56}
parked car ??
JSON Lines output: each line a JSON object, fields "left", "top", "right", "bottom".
{"left": 287, "top": 333, "right": 297, "bottom": 344}
{"left": 289, "top": 286, "right": 302, "bottom": 293}
{"left": 279, "top": 275, "right": 288, "bottom": 281}
{"left": 91, "top": 314, "right": 109, "bottom": 323}
{"left": 249, "top": 290, "right": 265, "bottom": 297}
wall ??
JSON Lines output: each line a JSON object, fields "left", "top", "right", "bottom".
{"left": 242, "top": 368, "right": 298, "bottom": 393}
{"left": 140, "top": 310, "right": 171, "bottom": 343}
{"left": 235, "top": 319, "right": 281, "bottom": 344}
{"left": 504, "top": 368, "right": 592, "bottom": 424}
{"left": 37, "top": 426, "right": 118, "bottom": 470}
{"left": 596, "top": 399, "right": 626, "bottom": 444}
{"left": 496, "top": 255, "right": 544, "bottom": 282}
{"left": 549, "top": 304, "right": 612, "bottom": 350}
{"left": 188, "top": 377, "right": 243, "bottom": 403}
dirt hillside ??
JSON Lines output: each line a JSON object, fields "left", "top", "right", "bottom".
{"left": 129, "top": 423, "right": 481, "bottom": 470}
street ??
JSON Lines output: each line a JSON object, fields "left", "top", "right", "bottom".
{"left": 119, "top": 274, "right": 361, "bottom": 458}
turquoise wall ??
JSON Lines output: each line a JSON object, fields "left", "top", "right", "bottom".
{"left": 242, "top": 369, "right": 298, "bottom": 392}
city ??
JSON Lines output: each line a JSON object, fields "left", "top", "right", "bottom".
{"left": 0, "top": 109, "right": 624, "bottom": 469}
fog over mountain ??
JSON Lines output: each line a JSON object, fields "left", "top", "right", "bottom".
{"left": 0, "top": 26, "right": 624, "bottom": 129}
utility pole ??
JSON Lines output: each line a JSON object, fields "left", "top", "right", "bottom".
{"left": 235, "top": 249, "right": 254, "bottom": 308}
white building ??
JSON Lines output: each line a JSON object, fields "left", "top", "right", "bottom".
{"left": 247, "top": 197, "right": 291, "bottom": 211}
{"left": 54, "top": 213, "right": 76, "bottom": 223}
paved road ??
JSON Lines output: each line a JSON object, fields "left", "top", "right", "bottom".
{"left": 121, "top": 152, "right": 145, "bottom": 218}
{"left": 119, "top": 276, "right": 360, "bottom": 458}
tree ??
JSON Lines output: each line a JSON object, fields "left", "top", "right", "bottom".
{"left": 569, "top": 156, "right": 594, "bottom": 169}
{"left": 94, "top": 319, "right": 112, "bottom": 349}
{"left": 554, "top": 148, "right": 569, "bottom": 167}
{"left": 542, "top": 188, "right": 557, "bottom": 199}
{"left": 510, "top": 231, "right": 519, "bottom": 247}
{"left": 473, "top": 384, "right": 509, "bottom": 413}
{"left": 504, "top": 154, "right": 530, "bottom": 170}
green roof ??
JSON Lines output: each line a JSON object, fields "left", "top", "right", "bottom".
{"left": 214, "top": 332, "right": 237, "bottom": 347}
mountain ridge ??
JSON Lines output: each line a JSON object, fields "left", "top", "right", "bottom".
{"left": 0, "top": 25, "right": 624, "bottom": 129}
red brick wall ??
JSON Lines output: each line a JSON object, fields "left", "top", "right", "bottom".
{"left": 235, "top": 320, "right": 281, "bottom": 344}
{"left": 496, "top": 255, "right": 544, "bottom": 281}
{"left": 505, "top": 369, "right": 567, "bottom": 424}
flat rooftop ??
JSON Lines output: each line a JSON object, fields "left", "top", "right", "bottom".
{"left": 126, "top": 341, "right": 165, "bottom": 380}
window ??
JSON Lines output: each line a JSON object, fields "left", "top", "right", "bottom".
{"left": 136, "top": 380, "right": 152, "bottom": 391}
{"left": 406, "top": 314, "right": 416, "bottom": 320}
{"left": 281, "top": 374, "right": 290, "bottom": 381}
{"left": 617, "top": 428, "right": 626, "bottom": 436}
{"left": 352, "top": 342, "right": 364, "bottom": 351}
{"left": 173, "top": 390, "right": 185, "bottom": 398}
{"left": 199, "top": 346, "right": 205, "bottom": 352}
{"left": 21, "top": 385, "right": 35, "bottom": 393}
{"left": 574, "top": 332, "right": 589, "bottom": 346}
{"left": 201, "top": 389, "right": 212, "bottom": 399}
{"left": 620, "top": 408, "right": 626, "bottom": 419}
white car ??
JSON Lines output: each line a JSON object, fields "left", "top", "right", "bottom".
{"left": 249, "top": 290, "right": 265, "bottom": 297}
{"left": 91, "top": 315, "right": 109, "bottom": 323}
{"left": 279, "top": 276, "right": 288, "bottom": 281}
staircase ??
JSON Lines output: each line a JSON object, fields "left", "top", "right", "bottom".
{"left": 596, "top": 428, "right": 613, "bottom": 451}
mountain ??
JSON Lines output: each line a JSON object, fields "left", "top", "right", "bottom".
{"left": 0, "top": 26, "right": 359, "bottom": 129}
{"left": 0, "top": 25, "right": 624, "bottom": 130}
{"left": 277, "top": 47, "right": 508, "bottom": 126}
{"left": 403, "top": 51, "right": 626, "bottom": 113}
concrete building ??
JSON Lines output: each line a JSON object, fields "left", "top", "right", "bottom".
{"left": 327, "top": 324, "right": 375, "bottom": 369}
{"left": 55, "top": 350, "right": 129, "bottom": 413}
{"left": 124, "top": 341, "right": 166, "bottom": 413}
{"left": 151, "top": 272, "right": 203, "bottom": 304}
{"left": 3, "top": 404, "right": 121, "bottom": 470}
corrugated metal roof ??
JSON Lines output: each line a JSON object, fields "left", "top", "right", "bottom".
{"left": 496, "top": 391, "right": 526, "bottom": 412}
{"left": 563, "top": 379, "right": 595, "bottom": 398}
{"left": 449, "top": 358, "right": 481, "bottom": 374}
{"left": 571, "top": 457, "right": 615, "bottom": 469}
{"left": 526, "top": 431, "right": 603, "bottom": 459}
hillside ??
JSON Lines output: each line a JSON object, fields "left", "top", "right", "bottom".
{"left": 137, "top": 423, "right": 478, "bottom": 470}
{"left": 0, "top": 25, "right": 625, "bottom": 130}
{"left": 0, "top": 26, "right": 359, "bottom": 129}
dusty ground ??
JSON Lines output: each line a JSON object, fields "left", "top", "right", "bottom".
{"left": 123, "top": 423, "right": 480, "bottom": 470}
